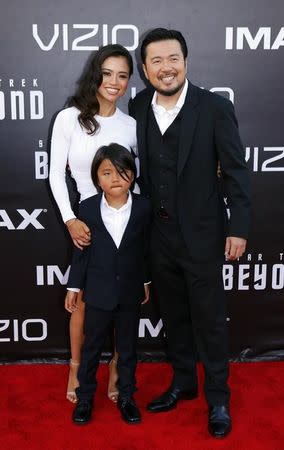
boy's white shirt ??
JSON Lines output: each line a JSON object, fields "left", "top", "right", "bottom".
{"left": 101, "top": 191, "right": 132, "bottom": 248}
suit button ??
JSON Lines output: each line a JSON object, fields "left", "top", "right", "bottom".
{"left": 116, "top": 275, "right": 120, "bottom": 281}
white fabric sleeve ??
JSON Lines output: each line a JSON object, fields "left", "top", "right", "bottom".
{"left": 131, "top": 124, "right": 140, "bottom": 192}
{"left": 49, "top": 110, "right": 77, "bottom": 223}
{"left": 132, "top": 140, "right": 138, "bottom": 157}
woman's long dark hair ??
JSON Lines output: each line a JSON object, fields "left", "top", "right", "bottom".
{"left": 69, "top": 44, "right": 133, "bottom": 135}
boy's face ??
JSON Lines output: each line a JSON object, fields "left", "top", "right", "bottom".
{"left": 97, "top": 159, "right": 134, "bottom": 200}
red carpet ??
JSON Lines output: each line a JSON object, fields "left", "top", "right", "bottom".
{"left": 2, "top": 362, "right": 284, "bottom": 450}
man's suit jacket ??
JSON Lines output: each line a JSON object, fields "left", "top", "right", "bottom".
{"left": 67, "top": 193, "right": 151, "bottom": 311}
{"left": 129, "top": 81, "right": 251, "bottom": 262}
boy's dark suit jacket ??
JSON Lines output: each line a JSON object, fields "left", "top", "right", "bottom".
{"left": 129, "top": 81, "right": 251, "bottom": 262}
{"left": 68, "top": 193, "right": 151, "bottom": 311}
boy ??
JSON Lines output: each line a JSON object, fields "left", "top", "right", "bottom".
{"left": 65, "top": 143, "right": 151, "bottom": 425}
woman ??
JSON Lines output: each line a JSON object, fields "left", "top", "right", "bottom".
{"left": 49, "top": 44, "right": 137, "bottom": 404}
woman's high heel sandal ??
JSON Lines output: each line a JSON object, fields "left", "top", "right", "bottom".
{"left": 108, "top": 358, "right": 119, "bottom": 403}
{"left": 66, "top": 359, "right": 80, "bottom": 403}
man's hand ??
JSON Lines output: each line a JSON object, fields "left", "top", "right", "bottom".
{"left": 66, "top": 219, "right": 91, "bottom": 249}
{"left": 141, "top": 284, "right": 150, "bottom": 305}
{"left": 225, "top": 237, "right": 247, "bottom": 261}
{"left": 65, "top": 290, "right": 79, "bottom": 313}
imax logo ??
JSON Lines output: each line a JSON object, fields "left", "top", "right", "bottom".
{"left": 0, "top": 209, "right": 46, "bottom": 230}
{"left": 226, "top": 27, "right": 284, "bottom": 50}
{"left": 138, "top": 319, "right": 163, "bottom": 338}
{"left": 36, "top": 265, "right": 70, "bottom": 285}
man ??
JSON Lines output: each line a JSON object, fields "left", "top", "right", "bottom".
{"left": 129, "top": 28, "right": 250, "bottom": 438}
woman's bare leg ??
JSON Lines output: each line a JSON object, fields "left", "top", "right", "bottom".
{"left": 108, "top": 350, "right": 119, "bottom": 403}
{"left": 66, "top": 291, "right": 119, "bottom": 403}
{"left": 66, "top": 291, "right": 85, "bottom": 403}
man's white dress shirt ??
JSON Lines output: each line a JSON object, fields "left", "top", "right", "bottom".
{"left": 151, "top": 79, "right": 188, "bottom": 135}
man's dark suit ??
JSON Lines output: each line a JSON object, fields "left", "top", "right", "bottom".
{"left": 129, "top": 81, "right": 250, "bottom": 405}
{"left": 68, "top": 193, "right": 151, "bottom": 400}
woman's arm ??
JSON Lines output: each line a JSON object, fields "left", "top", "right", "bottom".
{"left": 49, "top": 109, "right": 91, "bottom": 248}
{"left": 49, "top": 109, "right": 76, "bottom": 223}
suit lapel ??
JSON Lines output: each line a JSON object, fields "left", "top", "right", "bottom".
{"left": 135, "top": 92, "right": 153, "bottom": 187}
{"left": 136, "top": 83, "right": 200, "bottom": 178}
{"left": 119, "top": 194, "right": 139, "bottom": 250}
{"left": 177, "top": 81, "right": 200, "bottom": 176}
{"left": 91, "top": 194, "right": 118, "bottom": 249}
{"left": 91, "top": 193, "right": 105, "bottom": 229}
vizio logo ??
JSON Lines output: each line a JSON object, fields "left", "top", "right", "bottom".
{"left": 245, "top": 147, "right": 284, "bottom": 172}
{"left": 32, "top": 24, "right": 139, "bottom": 51}
{"left": 0, "top": 319, "right": 47, "bottom": 342}
{"left": 0, "top": 209, "right": 46, "bottom": 230}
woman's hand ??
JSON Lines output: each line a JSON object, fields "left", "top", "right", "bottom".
{"left": 65, "top": 290, "right": 78, "bottom": 313}
{"left": 141, "top": 284, "right": 150, "bottom": 305}
{"left": 66, "top": 218, "right": 91, "bottom": 249}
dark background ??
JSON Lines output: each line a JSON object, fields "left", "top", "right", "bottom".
{"left": 0, "top": 0, "right": 283, "bottom": 362}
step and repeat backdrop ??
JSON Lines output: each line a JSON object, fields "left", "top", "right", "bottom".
{"left": 1, "top": 0, "right": 283, "bottom": 362}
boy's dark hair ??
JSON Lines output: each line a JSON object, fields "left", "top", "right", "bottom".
{"left": 91, "top": 143, "right": 137, "bottom": 192}
{"left": 141, "top": 28, "right": 188, "bottom": 64}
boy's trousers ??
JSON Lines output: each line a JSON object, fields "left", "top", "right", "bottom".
{"left": 76, "top": 303, "right": 140, "bottom": 401}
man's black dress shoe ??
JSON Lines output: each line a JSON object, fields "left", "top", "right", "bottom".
{"left": 72, "top": 399, "right": 93, "bottom": 424}
{"left": 117, "top": 397, "right": 141, "bottom": 424}
{"left": 147, "top": 386, "right": 198, "bottom": 413}
{"left": 208, "top": 405, "right": 232, "bottom": 438}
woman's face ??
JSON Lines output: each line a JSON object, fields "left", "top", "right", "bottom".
{"left": 97, "top": 56, "right": 130, "bottom": 106}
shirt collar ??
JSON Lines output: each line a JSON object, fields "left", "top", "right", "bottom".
{"left": 101, "top": 191, "right": 132, "bottom": 212}
{"left": 151, "top": 78, "right": 189, "bottom": 114}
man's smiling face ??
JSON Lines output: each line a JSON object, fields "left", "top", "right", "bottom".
{"left": 143, "top": 39, "right": 187, "bottom": 97}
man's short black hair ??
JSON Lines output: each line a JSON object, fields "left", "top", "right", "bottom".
{"left": 91, "top": 143, "right": 137, "bottom": 192}
{"left": 141, "top": 28, "right": 188, "bottom": 64}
